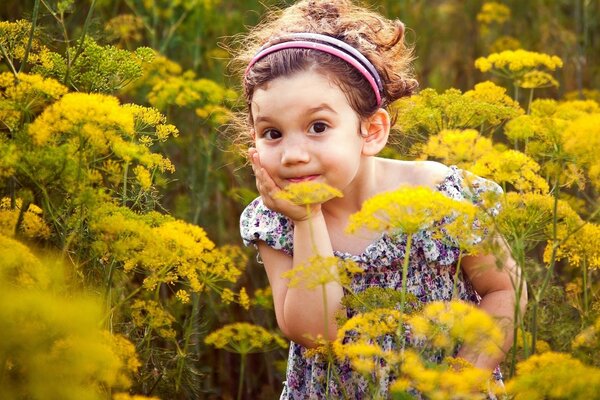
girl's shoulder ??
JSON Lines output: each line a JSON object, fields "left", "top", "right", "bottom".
{"left": 378, "top": 158, "right": 453, "bottom": 190}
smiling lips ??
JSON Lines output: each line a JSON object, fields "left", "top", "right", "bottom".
{"left": 287, "top": 175, "right": 319, "bottom": 183}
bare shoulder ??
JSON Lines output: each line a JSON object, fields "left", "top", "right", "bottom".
{"left": 378, "top": 158, "right": 451, "bottom": 189}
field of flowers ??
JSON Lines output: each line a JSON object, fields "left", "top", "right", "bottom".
{"left": 1, "top": 0, "right": 599, "bottom": 399}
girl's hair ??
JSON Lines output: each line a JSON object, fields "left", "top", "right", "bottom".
{"left": 229, "top": 0, "right": 418, "bottom": 144}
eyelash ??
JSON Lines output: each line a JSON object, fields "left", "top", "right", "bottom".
{"left": 259, "top": 121, "right": 329, "bottom": 139}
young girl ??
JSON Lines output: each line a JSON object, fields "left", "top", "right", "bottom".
{"left": 236, "top": 1, "right": 527, "bottom": 398}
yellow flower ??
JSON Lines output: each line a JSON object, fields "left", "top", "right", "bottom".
{"left": 0, "top": 197, "right": 51, "bottom": 240}
{"left": 238, "top": 287, "right": 251, "bottom": 310}
{"left": 131, "top": 299, "right": 176, "bottom": 340}
{"left": 392, "top": 350, "right": 496, "bottom": 400}
{"left": 506, "top": 352, "right": 600, "bottom": 399}
{"left": 490, "top": 36, "right": 522, "bottom": 53}
{"left": 477, "top": 2, "right": 511, "bottom": 25}
{"left": 475, "top": 50, "right": 563, "bottom": 81}
{"left": 420, "top": 129, "right": 494, "bottom": 169}
{"left": 517, "top": 70, "right": 559, "bottom": 89}
{"left": 204, "top": 322, "right": 287, "bottom": 354}
{"left": 275, "top": 181, "right": 343, "bottom": 205}
{"left": 176, "top": 289, "right": 191, "bottom": 304}
{"left": 282, "top": 255, "right": 361, "bottom": 289}
{"left": 346, "top": 185, "right": 480, "bottom": 239}
{"left": 407, "top": 301, "right": 504, "bottom": 358}
{"left": 471, "top": 149, "right": 549, "bottom": 193}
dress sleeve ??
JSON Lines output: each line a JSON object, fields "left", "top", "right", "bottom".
{"left": 438, "top": 166, "right": 504, "bottom": 247}
{"left": 239, "top": 197, "right": 294, "bottom": 256}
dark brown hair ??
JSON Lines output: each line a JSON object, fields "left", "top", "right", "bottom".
{"left": 229, "top": 0, "right": 418, "bottom": 143}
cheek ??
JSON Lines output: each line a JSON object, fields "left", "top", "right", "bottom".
{"left": 255, "top": 145, "right": 279, "bottom": 173}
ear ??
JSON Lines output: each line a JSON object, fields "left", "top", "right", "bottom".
{"left": 360, "top": 108, "right": 390, "bottom": 156}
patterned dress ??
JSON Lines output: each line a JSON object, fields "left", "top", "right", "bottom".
{"left": 239, "top": 166, "right": 504, "bottom": 399}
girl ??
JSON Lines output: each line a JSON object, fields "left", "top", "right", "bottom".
{"left": 235, "top": 0, "right": 527, "bottom": 398}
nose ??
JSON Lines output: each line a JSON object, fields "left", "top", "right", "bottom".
{"left": 281, "top": 137, "right": 310, "bottom": 165}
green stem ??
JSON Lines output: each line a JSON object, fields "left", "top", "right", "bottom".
{"left": 527, "top": 88, "right": 535, "bottom": 115}
{"left": 19, "top": 0, "right": 40, "bottom": 74}
{"left": 65, "top": 0, "right": 97, "bottom": 85}
{"left": 237, "top": 353, "right": 246, "bottom": 400}
{"left": 582, "top": 256, "right": 589, "bottom": 319}
{"left": 400, "top": 234, "right": 413, "bottom": 314}
{"left": 0, "top": 43, "right": 19, "bottom": 77}
{"left": 122, "top": 162, "right": 129, "bottom": 206}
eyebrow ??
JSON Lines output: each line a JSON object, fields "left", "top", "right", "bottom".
{"left": 254, "top": 103, "right": 337, "bottom": 125}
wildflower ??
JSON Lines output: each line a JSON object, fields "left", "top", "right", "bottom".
{"left": 346, "top": 186, "right": 477, "bottom": 236}
{"left": 477, "top": 2, "right": 511, "bottom": 25}
{"left": 0, "top": 197, "right": 51, "bottom": 240}
{"left": 407, "top": 300, "right": 504, "bottom": 358}
{"left": 475, "top": 50, "right": 563, "bottom": 75}
{"left": 419, "top": 129, "right": 494, "bottom": 169}
{"left": 103, "top": 331, "right": 142, "bottom": 387}
{"left": 392, "top": 350, "right": 496, "bottom": 400}
{"left": 252, "top": 286, "right": 273, "bottom": 310}
{"left": 548, "top": 222, "right": 600, "bottom": 270}
{"left": 0, "top": 233, "right": 49, "bottom": 289}
{"left": 131, "top": 299, "right": 176, "bottom": 340}
{"left": 275, "top": 181, "right": 343, "bottom": 206}
{"left": 176, "top": 289, "right": 191, "bottom": 304}
{"left": 517, "top": 70, "right": 559, "bottom": 89}
{"left": 104, "top": 14, "right": 145, "bottom": 44}
{"left": 471, "top": 149, "right": 549, "bottom": 193}
{"left": 490, "top": 36, "right": 522, "bottom": 53}
{"left": 204, "top": 322, "right": 287, "bottom": 354}
{"left": 333, "top": 308, "right": 404, "bottom": 373}
{"left": 282, "top": 255, "right": 361, "bottom": 289}
{"left": 133, "top": 165, "right": 152, "bottom": 190}
{"left": 506, "top": 352, "right": 600, "bottom": 399}
{"left": 504, "top": 114, "right": 543, "bottom": 142}
{"left": 463, "top": 81, "right": 523, "bottom": 126}
{"left": 238, "top": 287, "right": 250, "bottom": 310}
{"left": 341, "top": 287, "right": 421, "bottom": 315}
{"left": 562, "top": 114, "right": 600, "bottom": 190}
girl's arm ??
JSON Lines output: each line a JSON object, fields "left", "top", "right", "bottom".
{"left": 251, "top": 150, "right": 344, "bottom": 347}
{"left": 258, "top": 212, "right": 344, "bottom": 347}
{"left": 458, "top": 238, "right": 528, "bottom": 371}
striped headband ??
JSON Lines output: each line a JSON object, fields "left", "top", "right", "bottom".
{"left": 245, "top": 33, "right": 384, "bottom": 107}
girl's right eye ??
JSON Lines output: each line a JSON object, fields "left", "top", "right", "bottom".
{"left": 261, "top": 129, "right": 282, "bottom": 140}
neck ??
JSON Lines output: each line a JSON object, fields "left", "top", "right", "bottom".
{"left": 321, "top": 156, "right": 381, "bottom": 220}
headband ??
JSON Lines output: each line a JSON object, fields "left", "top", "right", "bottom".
{"left": 245, "top": 33, "right": 384, "bottom": 107}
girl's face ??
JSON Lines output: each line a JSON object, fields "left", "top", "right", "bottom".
{"left": 251, "top": 70, "right": 367, "bottom": 193}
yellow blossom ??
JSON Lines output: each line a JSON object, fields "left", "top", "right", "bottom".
{"left": 0, "top": 197, "right": 51, "bottom": 240}
{"left": 517, "top": 70, "right": 559, "bottom": 89}
{"left": 238, "top": 287, "right": 250, "bottom": 310}
{"left": 506, "top": 352, "right": 600, "bottom": 399}
{"left": 477, "top": 2, "right": 511, "bottom": 25}
{"left": 471, "top": 149, "right": 549, "bottom": 193}
{"left": 131, "top": 299, "right": 176, "bottom": 340}
{"left": 282, "top": 255, "right": 361, "bottom": 289}
{"left": 420, "top": 129, "right": 494, "bottom": 169}
{"left": 475, "top": 50, "right": 563, "bottom": 73}
{"left": 407, "top": 300, "right": 504, "bottom": 358}
{"left": 133, "top": 165, "right": 152, "bottom": 190}
{"left": 490, "top": 36, "right": 522, "bottom": 53}
{"left": 275, "top": 181, "right": 343, "bottom": 205}
{"left": 392, "top": 350, "right": 497, "bottom": 400}
{"left": 204, "top": 322, "right": 287, "bottom": 354}
{"left": 176, "top": 289, "right": 191, "bottom": 304}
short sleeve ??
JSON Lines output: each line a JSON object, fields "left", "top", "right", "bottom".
{"left": 239, "top": 197, "right": 294, "bottom": 255}
{"left": 437, "top": 166, "right": 504, "bottom": 246}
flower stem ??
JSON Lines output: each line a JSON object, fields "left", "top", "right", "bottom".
{"left": 237, "top": 353, "right": 246, "bottom": 400}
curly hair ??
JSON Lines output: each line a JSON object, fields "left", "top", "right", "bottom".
{"left": 229, "top": 0, "right": 417, "bottom": 142}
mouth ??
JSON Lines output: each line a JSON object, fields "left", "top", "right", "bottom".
{"left": 286, "top": 175, "right": 319, "bottom": 183}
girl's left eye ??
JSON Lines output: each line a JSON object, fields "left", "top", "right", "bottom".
{"left": 309, "top": 122, "right": 328, "bottom": 134}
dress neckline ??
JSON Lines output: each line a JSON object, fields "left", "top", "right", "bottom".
{"left": 332, "top": 165, "right": 461, "bottom": 259}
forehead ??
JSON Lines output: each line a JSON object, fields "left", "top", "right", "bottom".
{"left": 250, "top": 70, "right": 353, "bottom": 118}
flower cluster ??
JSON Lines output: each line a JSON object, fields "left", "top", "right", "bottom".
{"left": 476, "top": 2, "right": 511, "bottom": 25}
{"left": 419, "top": 129, "right": 494, "bottom": 169}
{"left": 0, "top": 197, "right": 51, "bottom": 240}
{"left": 506, "top": 352, "right": 600, "bottom": 399}
{"left": 471, "top": 149, "right": 549, "bottom": 193}
{"left": 275, "top": 181, "right": 343, "bottom": 206}
{"left": 204, "top": 322, "right": 287, "bottom": 354}
{"left": 475, "top": 50, "right": 563, "bottom": 75}
{"left": 282, "top": 255, "right": 361, "bottom": 289}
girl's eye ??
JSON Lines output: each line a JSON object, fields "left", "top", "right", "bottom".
{"left": 262, "top": 129, "right": 282, "bottom": 140}
{"left": 309, "top": 122, "right": 328, "bottom": 134}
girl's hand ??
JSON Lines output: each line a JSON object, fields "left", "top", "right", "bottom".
{"left": 249, "top": 148, "right": 322, "bottom": 222}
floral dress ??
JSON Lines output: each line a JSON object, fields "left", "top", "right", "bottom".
{"left": 239, "top": 166, "right": 504, "bottom": 399}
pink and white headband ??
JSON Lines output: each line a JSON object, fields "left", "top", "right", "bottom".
{"left": 245, "top": 33, "right": 384, "bottom": 107}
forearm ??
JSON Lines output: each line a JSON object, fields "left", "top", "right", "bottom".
{"left": 283, "top": 211, "right": 344, "bottom": 347}
{"left": 457, "top": 287, "right": 527, "bottom": 371}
